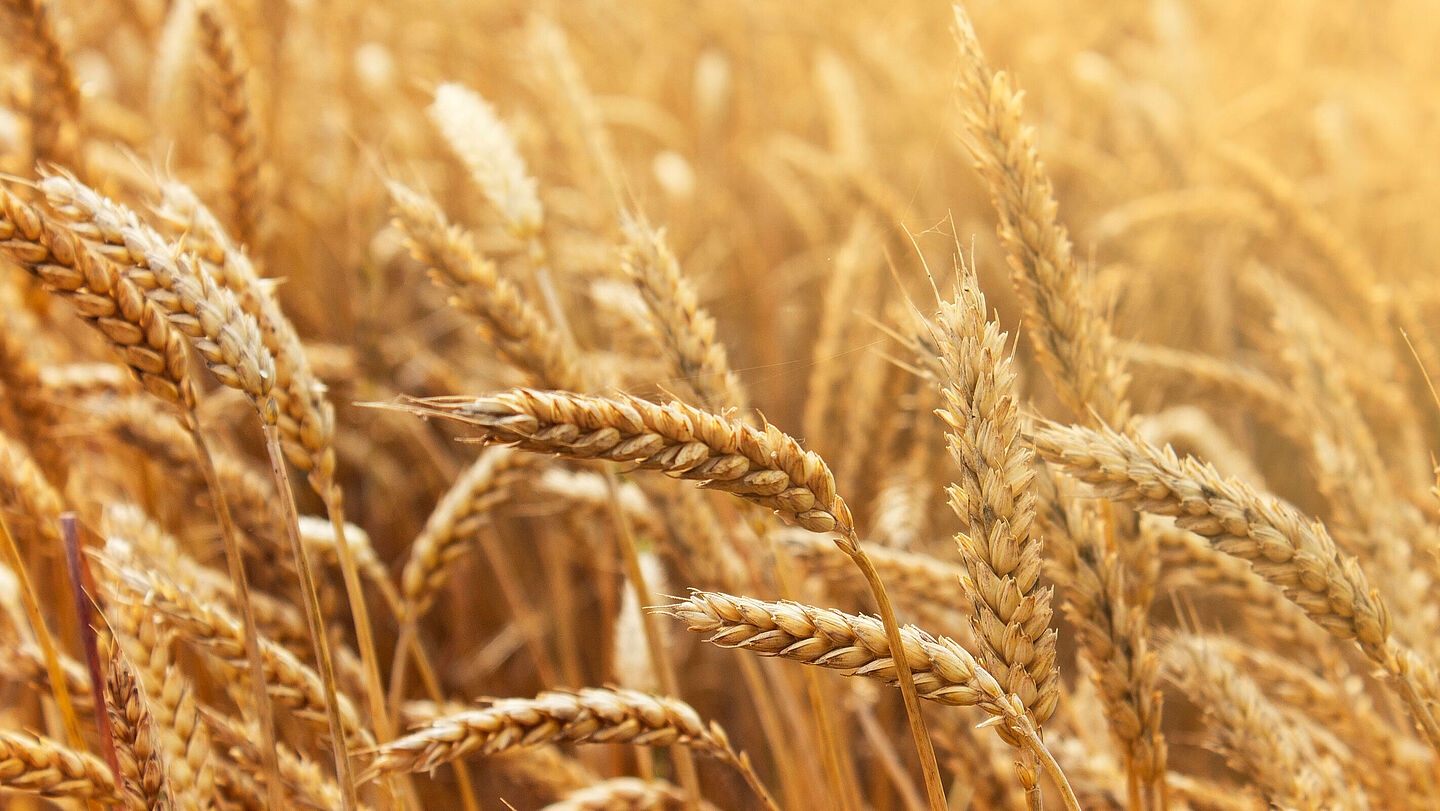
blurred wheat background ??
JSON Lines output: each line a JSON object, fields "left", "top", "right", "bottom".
{"left": 0, "top": 0, "right": 1438, "bottom": 809}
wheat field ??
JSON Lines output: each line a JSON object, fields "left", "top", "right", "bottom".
{"left": 0, "top": 0, "right": 1436, "bottom": 809}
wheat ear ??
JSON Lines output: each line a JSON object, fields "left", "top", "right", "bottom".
{"left": 1032, "top": 421, "right": 1440, "bottom": 752}
{"left": 1037, "top": 485, "right": 1167, "bottom": 807}
{"left": 105, "top": 651, "right": 176, "bottom": 810}
{"left": 0, "top": 0, "right": 81, "bottom": 162}
{"left": 933, "top": 266, "right": 1059, "bottom": 724}
{"left": 618, "top": 213, "right": 746, "bottom": 411}
{"left": 428, "top": 82, "right": 544, "bottom": 241}
{"left": 951, "top": 4, "right": 1127, "bottom": 425}
{"left": 660, "top": 591, "right": 1082, "bottom": 811}
{"left": 0, "top": 729, "right": 119, "bottom": 802}
{"left": 0, "top": 186, "right": 198, "bottom": 411}
{"left": 365, "top": 687, "right": 778, "bottom": 811}
{"left": 106, "top": 598, "right": 217, "bottom": 810}
{"left": 195, "top": 3, "right": 265, "bottom": 248}
{"left": 387, "top": 181, "right": 585, "bottom": 391}
{"left": 1164, "top": 636, "right": 1365, "bottom": 811}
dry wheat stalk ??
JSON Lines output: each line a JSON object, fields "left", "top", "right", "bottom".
{"left": 91, "top": 394, "right": 289, "bottom": 556}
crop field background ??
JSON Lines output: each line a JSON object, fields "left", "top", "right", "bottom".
{"left": 0, "top": 0, "right": 1437, "bottom": 809}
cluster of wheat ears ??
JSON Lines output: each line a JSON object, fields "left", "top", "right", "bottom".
{"left": 0, "top": 0, "right": 1436, "bottom": 809}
